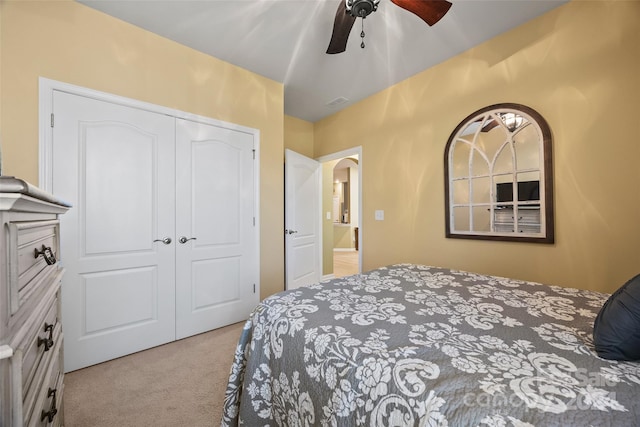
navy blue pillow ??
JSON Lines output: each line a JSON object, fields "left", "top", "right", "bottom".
{"left": 593, "top": 273, "right": 640, "bottom": 360}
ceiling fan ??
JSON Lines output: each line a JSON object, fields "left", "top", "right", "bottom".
{"left": 327, "top": 0, "right": 452, "bottom": 54}
{"left": 476, "top": 113, "right": 525, "bottom": 133}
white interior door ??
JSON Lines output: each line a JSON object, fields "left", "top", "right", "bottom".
{"left": 175, "top": 119, "right": 258, "bottom": 339}
{"left": 52, "top": 91, "right": 176, "bottom": 372}
{"left": 285, "top": 149, "right": 321, "bottom": 289}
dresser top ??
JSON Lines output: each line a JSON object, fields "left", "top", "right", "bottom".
{"left": 0, "top": 176, "right": 71, "bottom": 210}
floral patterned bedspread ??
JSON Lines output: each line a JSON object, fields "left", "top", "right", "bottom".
{"left": 221, "top": 264, "right": 640, "bottom": 426}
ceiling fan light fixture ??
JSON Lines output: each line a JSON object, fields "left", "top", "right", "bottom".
{"left": 346, "top": 0, "right": 380, "bottom": 18}
{"left": 328, "top": 0, "right": 451, "bottom": 54}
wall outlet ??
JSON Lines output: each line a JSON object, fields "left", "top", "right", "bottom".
{"left": 375, "top": 210, "right": 384, "bottom": 221}
{"left": 326, "top": 211, "right": 331, "bottom": 220}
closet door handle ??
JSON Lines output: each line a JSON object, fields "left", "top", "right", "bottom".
{"left": 179, "top": 236, "right": 197, "bottom": 244}
{"left": 153, "top": 237, "right": 172, "bottom": 245}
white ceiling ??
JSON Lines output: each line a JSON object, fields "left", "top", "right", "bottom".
{"left": 78, "top": 0, "right": 567, "bottom": 123}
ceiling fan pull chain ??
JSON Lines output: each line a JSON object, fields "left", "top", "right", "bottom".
{"left": 360, "top": 17, "right": 365, "bottom": 48}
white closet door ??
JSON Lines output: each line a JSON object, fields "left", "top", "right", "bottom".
{"left": 175, "top": 119, "right": 258, "bottom": 339}
{"left": 53, "top": 91, "right": 176, "bottom": 372}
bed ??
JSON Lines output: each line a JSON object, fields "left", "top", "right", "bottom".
{"left": 221, "top": 264, "right": 640, "bottom": 426}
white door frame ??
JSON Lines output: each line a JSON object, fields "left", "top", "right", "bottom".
{"left": 317, "top": 146, "right": 363, "bottom": 275}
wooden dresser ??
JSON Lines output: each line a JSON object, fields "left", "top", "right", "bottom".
{"left": 0, "top": 177, "right": 70, "bottom": 427}
{"left": 493, "top": 206, "right": 541, "bottom": 234}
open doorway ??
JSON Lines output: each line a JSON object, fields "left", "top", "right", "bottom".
{"left": 332, "top": 158, "right": 359, "bottom": 277}
{"left": 317, "top": 147, "right": 362, "bottom": 279}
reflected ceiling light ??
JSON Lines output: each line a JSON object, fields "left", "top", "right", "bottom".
{"left": 502, "top": 113, "right": 524, "bottom": 132}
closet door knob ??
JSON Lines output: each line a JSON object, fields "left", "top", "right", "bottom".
{"left": 153, "top": 237, "right": 172, "bottom": 245}
{"left": 179, "top": 236, "right": 197, "bottom": 244}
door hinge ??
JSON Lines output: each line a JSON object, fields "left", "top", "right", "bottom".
{"left": 50, "top": 113, "right": 54, "bottom": 128}
{"left": 252, "top": 149, "right": 256, "bottom": 160}
{"left": 253, "top": 284, "right": 256, "bottom": 293}
{"left": 253, "top": 217, "right": 256, "bottom": 226}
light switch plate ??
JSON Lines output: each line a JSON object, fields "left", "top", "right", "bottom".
{"left": 375, "top": 210, "right": 384, "bottom": 221}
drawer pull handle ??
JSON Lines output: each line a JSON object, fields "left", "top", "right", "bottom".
{"left": 38, "top": 323, "right": 55, "bottom": 352}
{"left": 41, "top": 387, "right": 58, "bottom": 423}
{"left": 34, "top": 245, "right": 57, "bottom": 265}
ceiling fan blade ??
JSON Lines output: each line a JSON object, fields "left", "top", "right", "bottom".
{"left": 326, "top": 0, "right": 356, "bottom": 54}
{"left": 481, "top": 119, "right": 499, "bottom": 132}
{"left": 391, "top": 0, "right": 452, "bottom": 26}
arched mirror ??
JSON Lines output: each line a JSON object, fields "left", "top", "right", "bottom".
{"left": 444, "top": 103, "right": 554, "bottom": 243}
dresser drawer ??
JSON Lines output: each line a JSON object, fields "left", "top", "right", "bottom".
{"left": 24, "top": 336, "right": 64, "bottom": 427}
{"left": 6, "top": 220, "right": 60, "bottom": 316}
{"left": 516, "top": 224, "right": 542, "bottom": 234}
{"left": 20, "top": 298, "right": 61, "bottom": 400}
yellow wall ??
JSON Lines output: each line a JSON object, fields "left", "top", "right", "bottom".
{"left": 284, "top": 114, "right": 314, "bottom": 158}
{"left": 322, "top": 160, "right": 339, "bottom": 275}
{"left": 314, "top": 0, "right": 640, "bottom": 294}
{"left": 0, "top": 1, "right": 284, "bottom": 299}
{"left": 333, "top": 225, "right": 355, "bottom": 249}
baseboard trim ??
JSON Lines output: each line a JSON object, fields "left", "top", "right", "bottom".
{"left": 321, "top": 274, "right": 335, "bottom": 281}
{"left": 333, "top": 248, "right": 356, "bottom": 252}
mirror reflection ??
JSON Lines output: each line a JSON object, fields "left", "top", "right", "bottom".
{"left": 444, "top": 104, "right": 554, "bottom": 243}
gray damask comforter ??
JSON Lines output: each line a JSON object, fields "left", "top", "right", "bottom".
{"left": 221, "top": 264, "right": 640, "bottom": 426}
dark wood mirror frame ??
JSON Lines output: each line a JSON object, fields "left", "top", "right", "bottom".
{"left": 444, "top": 103, "right": 554, "bottom": 243}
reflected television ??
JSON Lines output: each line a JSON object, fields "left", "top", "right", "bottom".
{"left": 496, "top": 180, "right": 539, "bottom": 205}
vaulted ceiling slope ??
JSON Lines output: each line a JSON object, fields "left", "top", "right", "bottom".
{"left": 78, "top": 0, "right": 568, "bottom": 122}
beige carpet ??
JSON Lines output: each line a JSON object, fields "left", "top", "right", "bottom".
{"left": 63, "top": 321, "right": 245, "bottom": 427}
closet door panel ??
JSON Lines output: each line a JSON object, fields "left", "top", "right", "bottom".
{"left": 175, "top": 119, "right": 258, "bottom": 339}
{"left": 83, "top": 124, "right": 155, "bottom": 254}
{"left": 52, "top": 91, "right": 176, "bottom": 372}
{"left": 192, "top": 140, "right": 241, "bottom": 245}
{"left": 192, "top": 257, "right": 240, "bottom": 307}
